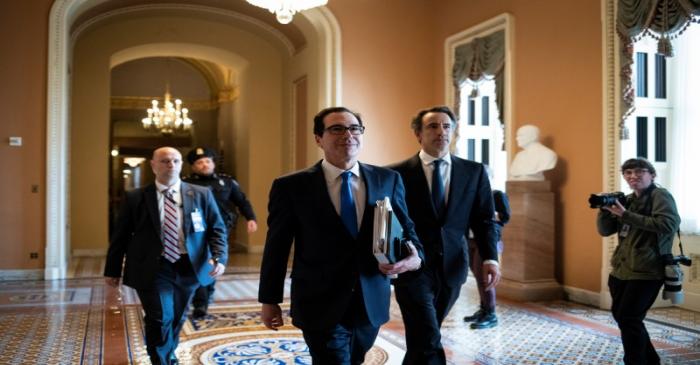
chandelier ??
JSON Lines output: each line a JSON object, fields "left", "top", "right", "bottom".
{"left": 246, "top": 0, "right": 328, "bottom": 24}
{"left": 142, "top": 86, "right": 193, "bottom": 136}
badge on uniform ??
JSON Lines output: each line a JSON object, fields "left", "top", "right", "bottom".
{"left": 619, "top": 224, "right": 630, "bottom": 238}
{"left": 219, "top": 179, "right": 225, "bottom": 186}
{"left": 191, "top": 209, "right": 205, "bottom": 232}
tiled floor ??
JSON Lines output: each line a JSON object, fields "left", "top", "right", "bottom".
{"left": 1, "top": 255, "right": 699, "bottom": 364}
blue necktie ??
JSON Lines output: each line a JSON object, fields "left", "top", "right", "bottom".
{"left": 432, "top": 160, "right": 445, "bottom": 216}
{"left": 340, "top": 171, "right": 358, "bottom": 238}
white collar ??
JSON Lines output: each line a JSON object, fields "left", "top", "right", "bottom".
{"left": 155, "top": 179, "right": 182, "bottom": 194}
{"left": 321, "top": 159, "right": 360, "bottom": 179}
{"left": 419, "top": 150, "right": 451, "bottom": 166}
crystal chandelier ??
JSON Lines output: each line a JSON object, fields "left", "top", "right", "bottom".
{"left": 246, "top": 0, "right": 328, "bottom": 24}
{"left": 142, "top": 86, "right": 193, "bottom": 136}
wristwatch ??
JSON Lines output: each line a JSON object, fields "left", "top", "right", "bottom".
{"left": 212, "top": 257, "right": 220, "bottom": 266}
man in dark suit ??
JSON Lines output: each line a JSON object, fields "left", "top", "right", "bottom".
{"left": 390, "top": 106, "right": 500, "bottom": 365}
{"left": 259, "top": 107, "right": 424, "bottom": 365}
{"left": 104, "top": 146, "right": 227, "bottom": 365}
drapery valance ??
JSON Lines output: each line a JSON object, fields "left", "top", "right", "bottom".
{"left": 452, "top": 30, "right": 505, "bottom": 126}
{"left": 617, "top": 0, "right": 700, "bottom": 136}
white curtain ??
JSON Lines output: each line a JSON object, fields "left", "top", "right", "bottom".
{"left": 669, "top": 24, "right": 700, "bottom": 234}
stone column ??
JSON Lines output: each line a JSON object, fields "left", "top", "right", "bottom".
{"left": 499, "top": 180, "right": 562, "bottom": 301}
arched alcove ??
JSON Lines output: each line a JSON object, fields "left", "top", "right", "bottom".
{"left": 45, "top": 0, "right": 341, "bottom": 279}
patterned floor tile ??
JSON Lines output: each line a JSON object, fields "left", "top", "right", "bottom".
{"left": 1, "top": 264, "right": 700, "bottom": 364}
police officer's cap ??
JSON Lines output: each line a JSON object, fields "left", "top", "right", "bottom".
{"left": 187, "top": 147, "right": 217, "bottom": 164}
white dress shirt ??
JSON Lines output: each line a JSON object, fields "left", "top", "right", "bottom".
{"left": 418, "top": 149, "right": 451, "bottom": 204}
{"left": 155, "top": 180, "right": 187, "bottom": 254}
{"left": 321, "top": 160, "right": 366, "bottom": 230}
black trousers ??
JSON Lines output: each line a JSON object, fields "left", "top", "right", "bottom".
{"left": 192, "top": 282, "right": 215, "bottom": 309}
{"left": 394, "top": 269, "right": 461, "bottom": 365}
{"left": 608, "top": 275, "right": 664, "bottom": 365}
{"left": 301, "top": 286, "right": 379, "bottom": 365}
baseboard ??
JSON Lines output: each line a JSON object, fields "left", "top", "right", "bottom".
{"left": 563, "top": 285, "right": 601, "bottom": 308}
{"left": 567, "top": 284, "right": 700, "bottom": 311}
{"left": 0, "top": 269, "right": 44, "bottom": 281}
{"left": 247, "top": 244, "right": 264, "bottom": 254}
{"left": 498, "top": 278, "right": 563, "bottom": 301}
{"left": 679, "top": 290, "right": 700, "bottom": 312}
{"left": 72, "top": 249, "right": 106, "bottom": 257}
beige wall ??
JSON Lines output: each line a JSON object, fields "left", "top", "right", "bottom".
{"left": 328, "top": 0, "right": 438, "bottom": 165}
{"left": 70, "top": 12, "right": 287, "bottom": 252}
{"left": 0, "top": 1, "right": 52, "bottom": 269}
{"left": 432, "top": 0, "right": 604, "bottom": 292}
{"left": 0, "top": 0, "right": 607, "bottom": 295}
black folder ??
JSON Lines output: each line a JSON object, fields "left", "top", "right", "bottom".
{"left": 373, "top": 197, "right": 409, "bottom": 264}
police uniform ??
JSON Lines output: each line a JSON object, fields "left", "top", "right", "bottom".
{"left": 184, "top": 147, "right": 257, "bottom": 317}
{"left": 184, "top": 172, "right": 256, "bottom": 230}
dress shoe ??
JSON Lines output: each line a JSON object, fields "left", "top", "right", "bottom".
{"left": 470, "top": 312, "right": 498, "bottom": 329}
{"left": 192, "top": 306, "right": 207, "bottom": 319}
{"left": 463, "top": 309, "right": 485, "bottom": 322}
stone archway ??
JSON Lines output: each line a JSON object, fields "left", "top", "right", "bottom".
{"left": 45, "top": 0, "right": 341, "bottom": 279}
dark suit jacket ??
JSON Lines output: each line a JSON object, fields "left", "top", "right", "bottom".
{"left": 104, "top": 182, "right": 228, "bottom": 291}
{"left": 390, "top": 154, "right": 497, "bottom": 287}
{"left": 493, "top": 189, "right": 511, "bottom": 241}
{"left": 258, "top": 161, "right": 423, "bottom": 331}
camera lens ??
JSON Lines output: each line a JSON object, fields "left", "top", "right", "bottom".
{"left": 588, "top": 192, "right": 626, "bottom": 209}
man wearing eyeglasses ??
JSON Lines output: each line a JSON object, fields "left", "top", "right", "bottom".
{"left": 389, "top": 106, "right": 500, "bottom": 364}
{"left": 597, "top": 157, "right": 680, "bottom": 365}
{"left": 259, "top": 106, "right": 424, "bottom": 364}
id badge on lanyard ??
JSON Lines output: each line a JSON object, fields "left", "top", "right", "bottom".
{"left": 619, "top": 224, "right": 630, "bottom": 238}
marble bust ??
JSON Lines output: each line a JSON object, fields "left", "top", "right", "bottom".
{"left": 508, "top": 124, "right": 557, "bottom": 181}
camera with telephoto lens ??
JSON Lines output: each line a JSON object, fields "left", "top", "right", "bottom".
{"left": 588, "top": 192, "right": 626, "bottom": 209}
{"left": 661, "top": 254, "right": 692, "bottom": 304}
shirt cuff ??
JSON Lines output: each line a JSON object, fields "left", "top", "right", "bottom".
{"left": 483, "top": 259, "right": 499, "bottom": 266}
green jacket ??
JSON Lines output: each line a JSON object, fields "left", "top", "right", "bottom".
{"left": 597, "top": 185, "right": 680, "bottom": 280}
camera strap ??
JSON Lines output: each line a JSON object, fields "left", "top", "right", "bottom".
{"left": 677, "top": 230, "right": 685, "bottom": 257}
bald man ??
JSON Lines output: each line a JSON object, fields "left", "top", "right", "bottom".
{"left": 104, "top": 146, "right": 227, "bottom": 365}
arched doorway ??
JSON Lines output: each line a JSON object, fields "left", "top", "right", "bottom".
{"left": 45, "top": 0, "right": 341, "bottom": 279}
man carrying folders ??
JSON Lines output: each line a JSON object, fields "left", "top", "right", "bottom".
{"left": 258, "top": 107, "right": 424, "bottom": 364}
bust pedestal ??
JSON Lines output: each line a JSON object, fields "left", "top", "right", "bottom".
{"left": 498, "top": 180, "right": 562, "bottom": 301}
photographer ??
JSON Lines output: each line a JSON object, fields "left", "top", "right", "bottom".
{"left": 596, "top": 158, "right": 680, "bottom": 365}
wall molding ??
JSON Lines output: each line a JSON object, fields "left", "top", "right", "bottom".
{"left": 564, "top": 285, "right": 602, "bottom": 308}
{"left": 72, "top": 249, "right": 106, "bottom": 257}
{"left": 599, "top": 0, "right": 620, "bottom": 308}
{"left": 444, "top": 13, "right": 514, "bottom": 164}
{"left": 71, "top": 4, "right": 297, "bottom": 56}
{"left": 46, "top": 0, "right": 341, "bottom": 279}
{"left": 0, "top": 270, "right": 44, "bottom": 282}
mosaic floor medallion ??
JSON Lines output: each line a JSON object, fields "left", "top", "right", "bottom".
{"left": 201, "top": 337, "right": 311, "bottom": 364}
{"left": 178, "top": 330, "right": 394, "bottom": 365}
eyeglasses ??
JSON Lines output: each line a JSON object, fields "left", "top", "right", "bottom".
{"left": 324, "top": 124, "right": 366, "bottom": 135}
{"left": 622, "top": 168, "right": 649, "bottom": 177}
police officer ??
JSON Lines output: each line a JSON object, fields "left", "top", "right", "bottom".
{"left": 184, "top": 147, "right": 258, "bottom": 318}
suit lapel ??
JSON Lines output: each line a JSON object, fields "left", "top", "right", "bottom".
{"left": 309, "top": 162, "right": 341, "bottom": 224}
{"left": 407, "top": 154, "right": 440, "bottom": 218}
{"left": 144, "top": 184, "right": 161, "bottom": 234}
{"left": 360, "top": 163, "right": 382, "bottom": 238}
{"left": 446, "top": 155, "right": 466, "bottom": 217}
{"left": 181, "top": 182, "right": 193, "bottom": 237}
